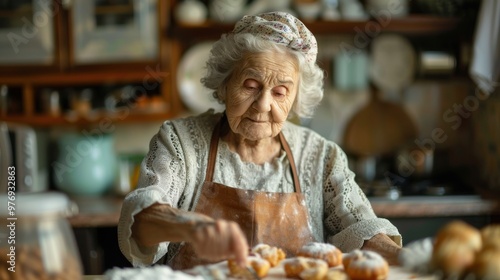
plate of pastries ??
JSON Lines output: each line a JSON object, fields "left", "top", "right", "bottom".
{"left": 191, "top": 242, "right": 427, "bottom": 280}
{"left": 191, "top": 221, "right": 500, "bottom": 280}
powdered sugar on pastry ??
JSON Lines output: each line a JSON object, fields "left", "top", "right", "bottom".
{"left": 297, "top": 242, "right": 343, "bottom": 267}
{"left": 343, "top": 249, "right": 389, "bottom": 280}
{"left": 283, "top": 257, "right": 328, "bottom": 280}
{"left": 251, "top": 244, "right": 286, "bottom": 267}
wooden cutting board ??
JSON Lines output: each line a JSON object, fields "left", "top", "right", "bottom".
{"left": 343, "top": 87, "right": 417, "bottom": 157}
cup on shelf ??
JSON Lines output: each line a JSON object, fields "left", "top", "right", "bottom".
{"left": 209, "top": 0, "right": 246, "bottom": 23}
{"left": 70, "top": 88, "right": 93, "bottom": 116}
{"left": 175, "top": 0, "right": 208, "bottom": 25}
{"left": 0, "top": 85, "right": 7, "bottom": 116}
{"left": 41, "top": 89, "right": 61, "bottom": 117}
{"left": 294, "top": 0, "right": 322, "bottom": 21}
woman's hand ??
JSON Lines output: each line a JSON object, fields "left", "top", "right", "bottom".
{"left": 132, "top": 204, "right": 248, "bottom": 266}
{"left": 361, "top": 233, "right": 402, "bottom": 265}
{"left": 189, "top": 220, "right": 249, "bottom": 267}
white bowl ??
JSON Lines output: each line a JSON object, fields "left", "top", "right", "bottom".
{"left": 294, "top": 1, "right": 322, "bottom": 21}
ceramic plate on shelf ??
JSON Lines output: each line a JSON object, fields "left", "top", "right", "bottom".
{"left": 369, "top": 34, "right": 417, "bottom": 93}
{"left": 177, "top": 41, "right": 225, "bottom": 114}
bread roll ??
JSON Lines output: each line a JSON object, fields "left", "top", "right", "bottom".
{"left": 481, "top": 224, "right": 500, "bottom": 249}
{"left": 431, "top": 220, "right": 482, "bottom": 278}
{"left": 471, "top": 247, "right": 500, "bottom": 280}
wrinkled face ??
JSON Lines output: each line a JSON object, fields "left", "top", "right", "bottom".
{"left": 224, "top": 50, "right": 299, "bottom": 141}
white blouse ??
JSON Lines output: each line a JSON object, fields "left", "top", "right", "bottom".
{"left": 118, "top": 110, "right": 402, "bottom": 267}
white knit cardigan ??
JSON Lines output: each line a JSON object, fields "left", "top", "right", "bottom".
{"left": 118, "top": 110, "right": 402, "bottom": 267}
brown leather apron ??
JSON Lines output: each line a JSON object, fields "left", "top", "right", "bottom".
{"left": 169, "top": 116, "right": 315, "bottom": 270}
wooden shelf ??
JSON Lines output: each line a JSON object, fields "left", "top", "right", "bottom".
{"left": 170, "top": 15, "right": 460, "bottom": 40}
{"left": 0, "top": 111, "right": 173, "bottom": 126}
{"left": 0, "top": 69, "right": 173, "bottom": 126}
{"left": 313, "top": 15, "right": 460, "bottom": 35}
{"left": 0, "top": 6, "right": 33, "bottom": 18}
{"left": 94, "top": 4, "right": 134, "bottom": 15}
{"left": 0, "top": 70, "right": 170, "bottom": 86}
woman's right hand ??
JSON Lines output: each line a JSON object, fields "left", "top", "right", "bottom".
{"left": 189, "top": 219, "right": 249, "bottom": 267}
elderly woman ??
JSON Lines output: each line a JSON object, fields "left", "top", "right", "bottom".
{"left": 118, "top": 12, "right": 402, "bottom": 270}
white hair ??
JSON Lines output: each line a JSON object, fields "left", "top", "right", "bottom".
{"left": 201, "top": 33, "right": 324, "bottom": 119}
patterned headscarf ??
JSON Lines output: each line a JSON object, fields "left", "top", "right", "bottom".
{"left": 232, "top": 12, "right": 318, "bottom": 64}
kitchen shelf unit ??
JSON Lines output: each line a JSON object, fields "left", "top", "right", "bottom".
{"left": 0, "top": 70, "right": 174, "bottom": 126}
{"left": 0, "top": 0, "right": 183, "bottom": 127}
{"left": 169, "top": 15, "right": 461, "bottom": 40}
{"left": 166, "top": 6, "right": 464, "bottom": 106}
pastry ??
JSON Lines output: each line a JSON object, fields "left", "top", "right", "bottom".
{"left": 324, "top": 268, "right": 349, "bottom": 280}
{"left": 471, "top": 246, "right": 500, "bottom": 280}
{"left": 481, "top": 224, "right": 500, "bottom": 249}
{"left": 431, "top": 220, "right": 482, "bottom": 278}
{"left": 342, "top": 249, "right": 389, "bottom": 280}
{"left": 297, "top": 242, "right": 343, "bottom": 267}
{"left": 282, "top": 256, "right": 328, "bottom": 280}
{"left": 227, "top": 255, "right": 271, "bottom": 278}
{"left": 251, "top": 243, "right": 286, "bottom": 267}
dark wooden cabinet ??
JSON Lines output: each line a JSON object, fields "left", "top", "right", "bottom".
{"left": 0, "top": 0, "right": 182, "bottom": 126}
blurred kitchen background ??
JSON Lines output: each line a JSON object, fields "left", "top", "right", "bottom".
{"left": 0, "top": 0, "right": 499, "bottom": 275}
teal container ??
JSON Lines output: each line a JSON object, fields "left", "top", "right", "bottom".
{"left": 52, "top": 132, "right": 117, "bottom": 196}
{"left": 334, "top": 50, "right": 369, "bottom": 91}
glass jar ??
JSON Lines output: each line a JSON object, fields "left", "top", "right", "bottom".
{"left": 0, "top": 192, "right": 82, "bottom": 280}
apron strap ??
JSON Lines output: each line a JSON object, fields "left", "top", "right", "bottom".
{"left": 279, "top": 132, "right": 302, "bottom": 193}
{"left": 205, "top": 114, "right": 302, "bottom": 193}
{"left": 204, "top": 115, "right": 223, "bottom": 183}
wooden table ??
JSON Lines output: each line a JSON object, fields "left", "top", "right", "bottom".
{"left": 83, "top": 263, "right": 439, "bottom": 279}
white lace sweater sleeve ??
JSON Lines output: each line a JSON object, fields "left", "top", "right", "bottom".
{"left": 118, "top": 112, "right": 217, "bottom": 267}
{"left": 283, "top": 123, "right": 402, "bottom": 251}
{"left": 322, "top": 142, "right": 402, "bottom": 251}
{"left": 117, "top": 121, "right": 188, "bottom": 267}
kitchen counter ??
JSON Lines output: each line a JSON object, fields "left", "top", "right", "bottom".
{"left": 68, "top": 195, "right": 123, "bottom": 227}
{"left": 369, "top": 195, "right": 500, "bottom": 218}
{"left": 68, "top": 195, "right": 500, "bottom": 227}
{"left": 83, "top": 262, "right": 438, "bottom": 280}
